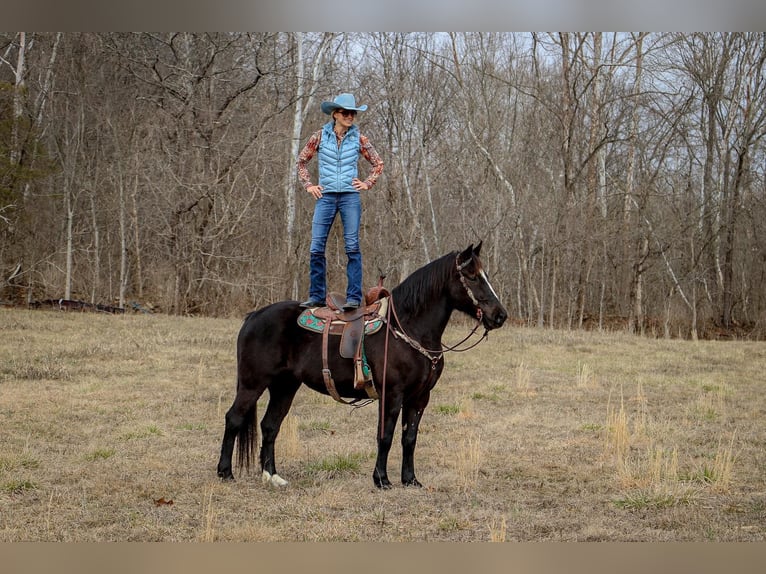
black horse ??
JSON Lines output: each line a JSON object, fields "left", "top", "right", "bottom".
{"left": 216, "top": 242, "right": 508, "bottom": 489}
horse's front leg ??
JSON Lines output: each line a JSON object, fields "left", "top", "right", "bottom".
{"left": 401, "top": 392, "right": 430, "bottom": 487}
{"left": 373, "top": 395, "right": 402, "bottom": 489}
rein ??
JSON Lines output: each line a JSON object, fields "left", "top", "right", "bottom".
{"left": 387, "top": 294, "right": 488, "bottom": 363}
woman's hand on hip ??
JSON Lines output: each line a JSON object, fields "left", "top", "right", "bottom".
{"left": 307, "top": 185, "right": 323, "bottom": 199}
{"left": 352, "top": 178, "right": 369, "bottom": 191}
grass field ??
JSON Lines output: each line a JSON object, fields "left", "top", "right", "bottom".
{"left": 1, "top": 307, "right": 764, "bottom": 541}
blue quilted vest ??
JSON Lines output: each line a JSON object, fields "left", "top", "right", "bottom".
{"left": 318, "top": 122, "right": 361, "bottom": 193}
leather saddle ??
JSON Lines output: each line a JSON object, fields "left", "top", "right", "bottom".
{"left": 297, "top": 286, "right": 390, "bottom": 404}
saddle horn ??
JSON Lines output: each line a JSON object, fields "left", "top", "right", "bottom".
{"left": 366, "top": 269, "right": 390, "bottom": 305}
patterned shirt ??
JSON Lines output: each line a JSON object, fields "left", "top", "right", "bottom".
{"left": 297, "top": 128, "right": 384, "bottom": 190}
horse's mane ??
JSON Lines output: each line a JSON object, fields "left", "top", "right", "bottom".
{"left": 390, "top": 250, "right": 457, "bottom": 315}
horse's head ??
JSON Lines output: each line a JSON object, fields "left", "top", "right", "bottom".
{"left": 454, "top": 242, "right": 508, "bottom": 330}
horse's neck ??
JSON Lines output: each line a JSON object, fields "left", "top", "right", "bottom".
{"left": 390, "top": 253, "right": 455, "bottom": 345}
{"left": 391, "top": 296, "right": 452, "bottom": 347}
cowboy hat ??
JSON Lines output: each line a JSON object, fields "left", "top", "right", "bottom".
{"left": 320, "top": 93, "right": 368, "bottom": 115}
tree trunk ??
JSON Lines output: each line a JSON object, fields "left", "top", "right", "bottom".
{"left": 626, "top": 33, "right": 646, "bottom": 333}
{"left": 131, "top": 174, "right": 144, "bottom": 300}
{"left": 286, "top": 32, "right": 333, "bottom": 299}
{"left": 10, "top": 32, "right": 26, "bottom": 167}
{"left": 89, "top": 194, "right": 101, "bottom": 304}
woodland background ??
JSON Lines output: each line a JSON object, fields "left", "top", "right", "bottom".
{"left": 2, "top": 32, "right": 766, "bottom": 339}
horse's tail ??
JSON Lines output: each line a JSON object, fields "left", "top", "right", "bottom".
{"left": 235, "top": 398, "right": 258, "bottom": 474}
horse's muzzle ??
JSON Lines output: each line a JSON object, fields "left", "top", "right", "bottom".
{"left": 483, "top": 307, "right": 508, "bottom": 330}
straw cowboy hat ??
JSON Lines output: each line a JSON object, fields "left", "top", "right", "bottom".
{"left": 321, "top": 93, "right": 368, "bottom": 115}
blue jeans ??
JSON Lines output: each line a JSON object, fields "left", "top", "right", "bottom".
{"left": 308, "top": 192, "right": 363, "bottom": 304}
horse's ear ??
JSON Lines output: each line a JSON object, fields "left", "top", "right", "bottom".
{"left": 458, "top": 244, "right": 474, "bottom": 266}
{"left": 474, "top": 241, "right": 483, "bottom": 257}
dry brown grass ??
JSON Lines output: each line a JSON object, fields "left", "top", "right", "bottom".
{"left": 1, "top": 308, "right": 765, "bottom": 541}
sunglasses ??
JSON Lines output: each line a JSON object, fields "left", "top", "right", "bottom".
{"left": 336, "top": 109, "right": 357, "bottom": 118}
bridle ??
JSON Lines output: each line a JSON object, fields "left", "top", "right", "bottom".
{"left": 456, "top": 254, "right": 485, "bottom": 326}
{"left": 383, "top": 253, "right": 490, "bottom": 369}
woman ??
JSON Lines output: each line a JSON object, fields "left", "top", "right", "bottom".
{"left": 296, "top": 93, "right": 384, "bottom": 310}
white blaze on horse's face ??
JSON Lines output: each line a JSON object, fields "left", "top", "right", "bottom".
{"left": 479, "top": 269, "right": 500, "bottom": 302}
{"left": 471, "top": 258, "right": 508, "bottom": 329}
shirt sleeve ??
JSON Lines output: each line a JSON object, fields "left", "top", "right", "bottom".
{"left": 296, "top": 130, "right": 322, "bottom": 190}
{"left": 359, "top": 134, "right": 384, "bottom": 189}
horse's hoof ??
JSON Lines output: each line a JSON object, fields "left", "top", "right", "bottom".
{"left": 217, "top": 469, "right": 235, "bottom": 481}
{"left": 403, "top": 478, "right": 423, "bottom": 488}
{"left": 374, "top": 476, "right": 393, "bottom": 489}
{"left": 262, "top": 470, "right": 289, "bottom": 487}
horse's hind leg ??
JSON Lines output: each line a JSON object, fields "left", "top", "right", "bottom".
{"left": 217, "top": 386, "right": 261, "bottom": 481}
{"left": 259, "top": 375, "right": 302, "bottom": 487}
